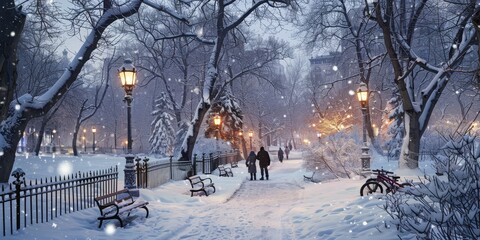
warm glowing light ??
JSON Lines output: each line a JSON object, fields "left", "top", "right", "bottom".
{"left": 213, "top": 115, "right": 221, "bottom": 126}
{"left": 118, "top": 59, "right": 137, "bottom": 94}
{"left": 356, "top": 83, "right": 368, "bottom": 103}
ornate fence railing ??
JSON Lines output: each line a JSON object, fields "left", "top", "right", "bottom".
{"left": 1, "top": 166, "right": 118, "bottom": 237}
{"left": 136, "top": 150, "right": 241, "bottom": 189}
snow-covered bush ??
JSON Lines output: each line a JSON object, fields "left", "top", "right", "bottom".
{"left": 149, "top": 92, "right": 176, "bottom": 156}
{"left": 383, "top": 135, "right": 480, "bottom": 239}
{"left": 303, "top": 134, "right": 361, "bottom": 180}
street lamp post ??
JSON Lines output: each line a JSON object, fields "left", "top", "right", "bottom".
{"left": 248, "top": 130, "right": 253, "bottom": 150}
{"left": 317, "top": 132, "right": 321, "bottom": 144}
{"left": 356, "top": 82, "right": 370, "bottom": 172}
{"left": 213, "top": 114, "right": 221, "bottom": 152}
{"left": 119, "top": 58, "right": 138, "bottom": 196}
{"left": 92, "top": 127, "right": 96, "bottom": 154}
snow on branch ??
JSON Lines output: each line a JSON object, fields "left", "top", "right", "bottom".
{"left": 26, "top": 0, "right": 142, "bottom": 111}
{"left": 143, "top": 0, "right": 190, "bottom": 24}
{"left": 393, "top": 30, "right": 441, "bottom": 74}
{"left": 224, "top": 0, "right": 290, "bottom": 32}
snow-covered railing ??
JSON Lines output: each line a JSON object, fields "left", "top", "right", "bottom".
{"left": 136, "top": 156, "right": 192, "bottom": 189}
{"left": 134, "top": 150, "right": 240, "bottom": 189}
{"left": 193, "top": 150, "right": 240, "bottom": 175}
{"left": 0, "top": 167, "right": 118, "bottom": 237}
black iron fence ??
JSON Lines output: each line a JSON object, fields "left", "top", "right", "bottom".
{"left": 193, "top": 150, "right": 240, "bottom": 175}
{"left": 136, "top": 150, "right": 241, "bottom": 189}
{"left": 136, "top": 156, "right": 192, "bottom": 189}
{"left": 1, "top": 166, "right": 118, "bottom": 237}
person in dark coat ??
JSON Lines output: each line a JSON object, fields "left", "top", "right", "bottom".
{"left": 246, "top": 151, "right": 257, "bottom": 180}
{"left": 278, "top": 147, "right": 284, "bottom": 163}
{"left": 284, "top": 146, "right": 290, "bottom": 160}
{"left": 256, "top": 146, "right": 271, "bottom": 180}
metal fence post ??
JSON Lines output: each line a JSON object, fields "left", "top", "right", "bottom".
{"left": 193, "top": 154, "right": 197, "bottom": 176}
{"left": 135, "top": 157, "right": 141, "bottom": 188}
{"left": 202, "top": 153, "right": 206, "bottom": 174}
{"left": 11, "top": 168, "right": 25, "bottom": 231}
{"left": 209, "top": 153, "right": 214, "bottom": 173}
{"left": 143, "top": 157, "right": 149, "bottom": 188}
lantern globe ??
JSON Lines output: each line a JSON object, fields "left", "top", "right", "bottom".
{"left": 118, "top": 59, "right": 137, "bottom": 93}
{"left": 356, "top": 82, "right": 368, "bottom": 104}
{"left": 213, "top": 115, "right": 221, "bottom": 126}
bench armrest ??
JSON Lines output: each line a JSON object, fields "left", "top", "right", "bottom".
{"left": 101, "top": 203, "right": 120, "bottom": 217}
{"left": 199, "top": 177, "right": 213, "bottom": 184}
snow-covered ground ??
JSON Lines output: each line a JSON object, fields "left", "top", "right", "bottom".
{"left": 5, "top": 151, "right": 426, "bottom": 239}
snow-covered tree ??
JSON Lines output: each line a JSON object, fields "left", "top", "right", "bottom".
{"left": 0, "top": 0, "right": 181, "bottom": 183}
{"left": 382, "top": 91, "right": 404, "bottom": 160}
{"left": 299, "top": 0, "right": 387, "bottom": 151}
{"left": 371, "top": 0, "right": 479, "bottom": 169}
{"left": 149, "top": 92, "right": 175, "bottom": 156}
{"left": 207, "top": 88, "right": 243, "bottom": 142}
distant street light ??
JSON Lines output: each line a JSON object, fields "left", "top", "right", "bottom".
{"left": 213, "top": 114, "right": 221, "bottom": 151}
{"left": 92, "top": 127, "right": 96, "bottom": 154}
{"left": 248, "top": 130, "right": 253, "bottom": 150}
{"left": 356, "top": 82, "right": 370, "bottom": 171}
{"left": 52, "top": 129, "right": 57, "bottom": 153}
{"left": 119, "top": 58, "right": 138, "bottom": 196}
{"left": 317, "top": 132, "right": 321, "bottom": 144}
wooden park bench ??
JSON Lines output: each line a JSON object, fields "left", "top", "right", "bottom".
{"left": 231, "top": 161, "right": 238, "bottom": 168}
{"left": 188, "top": 175, "right": 216, "bottom": 197}
{"left": 303, "top": 172, "right": 317, "bottom": 182}
{"left": 218, "top": 165, "right": 233, "bottom": 177}
{"left": 94, "top": 188, "right": 149, "bottom": 228}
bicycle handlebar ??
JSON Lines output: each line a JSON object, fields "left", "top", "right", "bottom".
{"left": 372, "top": 169, "right": 394, "bottom": 175}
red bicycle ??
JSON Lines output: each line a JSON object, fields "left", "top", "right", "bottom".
{"left": 360, "top": 169, "right": 412, "bottom": 196}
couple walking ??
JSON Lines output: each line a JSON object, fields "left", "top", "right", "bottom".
{"left": 245, "top": 147, "right": 270, "bottom": 180}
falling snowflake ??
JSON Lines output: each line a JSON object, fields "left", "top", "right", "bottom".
{"left": 57, "top": 161, "right": 73, "bottom": 176}
{"left": 15, "top": 104, "right": 21, "bottom": 111}
{"left": 105, "top": 224, "right": 116, "bottom": 235}
{"left": 10, "top": 31, "right": 15, "bottom": 37}
{"left": 52, "top": 223, "right": 57, "bottom": 228}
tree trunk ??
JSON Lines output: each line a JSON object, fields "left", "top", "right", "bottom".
{"left": 181, "top": 101, "right": 210, "bottom": 161}
{"left": 72, "top": 120, "right": 82, "bottom": 156}
{"left": 399, "top": 112, "right": 421, "bottom": 169}
{"left": 34, "top": 122, "right": 47, "bottom": 156}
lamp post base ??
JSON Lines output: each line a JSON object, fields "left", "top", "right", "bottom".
{"left": 124, "top": 154, "right": 139, "bottom": 197}
{"left": 361, "top": 145, "right": 371, "bottom": 178}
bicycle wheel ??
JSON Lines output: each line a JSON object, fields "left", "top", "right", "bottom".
{"left": 360, "top": 181, "right": 383, "bottom": 196}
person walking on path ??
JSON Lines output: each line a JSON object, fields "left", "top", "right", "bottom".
{"left": 246, "top": 151, "right": 257, "bottom": 180}
{"left": 278, "top": 147, "right": 284, "bottom": 163}
{"left": 284, "top": 146, "right": 290, "bottom": 160}
{"left": 256, "top": 146, "right": 271, "bottom": 180}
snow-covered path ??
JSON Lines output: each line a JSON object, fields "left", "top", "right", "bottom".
{"left": 171, "top": 161, "right": 304, "bottom": 239}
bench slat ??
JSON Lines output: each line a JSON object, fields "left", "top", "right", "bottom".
{"left": 95, "top": 189, "right": 149, "bottom": 228}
